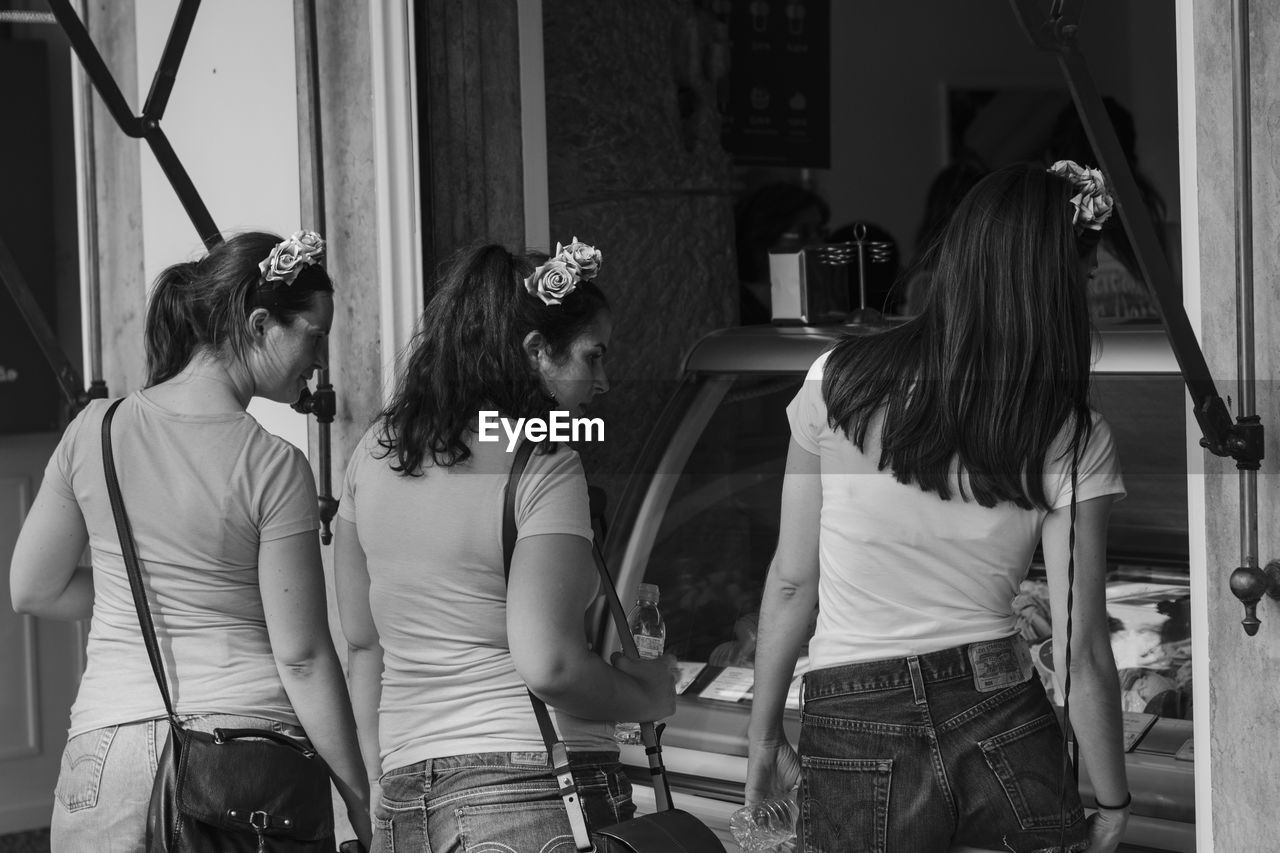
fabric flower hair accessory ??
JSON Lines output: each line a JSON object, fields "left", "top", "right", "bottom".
{"left": 524, "top": 237, "right": 602, "bottom": 305}
{"left": 259, "top": 230, "right": 326, "bottom": 285}
{"left": 1048, "top": 160, "right": 1115, "bottom": 234}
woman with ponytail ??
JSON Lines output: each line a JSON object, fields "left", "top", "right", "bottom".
{"left": 745, "top": 163, "right": 1131, "bottom": 852}
{"left": 334, "top": 242, "right": 678, "bottom": 852}
{"left": 10, "top": 231, "right": 371, "bottom": 851}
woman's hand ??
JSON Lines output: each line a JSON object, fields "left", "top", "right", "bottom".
{"left": 1085, "top": 803, "right": 1129, "bottom": 853}
{"left": 610, "top": 652, "right": 679, "bottom": 720}
{"left": 345, "top": 803, "right": 373, "bottom": 851}
{"left": 744, "top": 737, "right": 801, "bottom": 805}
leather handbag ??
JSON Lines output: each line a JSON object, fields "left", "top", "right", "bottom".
{"left": 101, "top": 399, "right": 337, "bottom": 852}
{"left": 503, "top": 439, "right": 726, "bottom": 853}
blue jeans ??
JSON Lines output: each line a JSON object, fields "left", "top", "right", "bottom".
{"left": 50, "top": 714, "right": 307, "bottom": 853}
{"left": 799, "top": 639, "right": 1088, "bottom": 853}
{"left": 373, "top": 751, "right": 634, "bottom": 853}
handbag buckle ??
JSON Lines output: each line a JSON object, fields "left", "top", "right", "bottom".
{"left": 249, "top": 810, "right": 272, "bottom": 831}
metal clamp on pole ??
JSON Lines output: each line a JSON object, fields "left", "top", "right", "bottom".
{"left": 292, "top": 376, "right": 338, "bottom": 544}
{"left": 1008, "top": 0, "right": 1271, "bottom": 634}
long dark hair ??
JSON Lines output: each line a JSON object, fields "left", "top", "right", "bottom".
{"left": 376, "top": 244, "right": 609, "bottom": 474}
{"left": 822, "top": 163, "right": 1094, "bottom": 510}
{"left": 144, "top": 231, "right": 333, "bottom": 386}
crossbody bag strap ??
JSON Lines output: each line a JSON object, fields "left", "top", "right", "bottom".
{"left": 502, "top": 437, "right": 593, "bottom": 850}
{"left": 101, "top": 398, "right": 181, "bottom": 728}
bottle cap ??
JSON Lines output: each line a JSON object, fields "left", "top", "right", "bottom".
{"left": 636, "top": 582, "right": 660, "bottom": 604}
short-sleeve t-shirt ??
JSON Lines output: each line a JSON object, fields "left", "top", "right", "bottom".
{"left": 786, "top": 351, "right": 1125, "bottom": 669}
{"left": 47, "top": 394, "right": 320, "bottom": 736}
{"left": 338, "top": 426, "right": 614, "bottom": 773}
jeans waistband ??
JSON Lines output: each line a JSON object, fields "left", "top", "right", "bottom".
{"left": 803, "top": 635, "right": 1028, "bottom": 701}
{"left": 383, "top": 750, "right": 620, "bottom": 780}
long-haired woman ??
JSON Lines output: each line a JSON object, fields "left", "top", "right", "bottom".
{"left": 335, "top": 241, "right": 677, "bottom": 852}
{"left": 745, "top": 162, "right": 1130, "bottom": 853}
{"left": 11, "top": 231, "right": 371, "bottom": 851}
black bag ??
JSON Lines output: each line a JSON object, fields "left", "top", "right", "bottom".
{"left": 101, "top": 399, "right": 337, "bottom": 852}
{"left": 592, "top": 809, "right": 727, "bottom": 852}
{"left": 503, "top": 439, "right": 726, "bottom": 853}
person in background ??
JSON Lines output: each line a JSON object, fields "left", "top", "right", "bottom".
{"left": 898, "top": 157, "right": 988, "bottom": 315}
{"left": 745, "top": 162, "right": 1131, "bottom": 852}
{"left": 10, "top": 231, "right": 371, "bottom": 852}
{"left": 334, "top": 240, "right": 678, "bottom": 852}
{"left": 1046, "top": 98, "right": 1173, "bottom": 322}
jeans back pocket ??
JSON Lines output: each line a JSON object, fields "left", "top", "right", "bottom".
{"left": 801, "top": 755, "right": 892, "bottom": 853}
{"left": 54, "top": 727, "right": 117, "bottom": 812}
{"left": 978, "top": 713, "right": 1083, "bottom": 830}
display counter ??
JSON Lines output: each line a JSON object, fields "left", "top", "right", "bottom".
{"left": 598, "top": 323, "right": 1194, "bottom": 851}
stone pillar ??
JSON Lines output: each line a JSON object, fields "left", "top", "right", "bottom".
{"left": 1190, "top": 1, "right": 1280, "bottom": 848}
{"left": 86, "top": 0, "right": 146, "bottom": 395}
{"left": 419, "top": 0, "right": 526, "bottom": 269}
{"left": 302, "top": 0, "right": 384, "bottom": 467}
{"left": 542, "top": 0, "right": 737, "bottom": 491}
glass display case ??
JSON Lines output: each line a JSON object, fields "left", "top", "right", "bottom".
{"left": 599, "top": 324, "right": 1195, "bottom": 852}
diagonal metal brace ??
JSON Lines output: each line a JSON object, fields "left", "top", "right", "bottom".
{"left": 0, "top": 235, "right": 93, "bottom": 410}
{"left": 45, "top": 0, "right": 222, "bottom": 249}
{"left": 1008, "top": 0, "right": 1260, "bottom": 468}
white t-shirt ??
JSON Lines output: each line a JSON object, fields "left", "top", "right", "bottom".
{"left": 339, "top": 427, "right": 614, "bottom": 773}
{"left": 47, "top": 394, "right": 318, "bottom": 736}
{"left": 786, "top": 351, "right": 1125, "bottom": 669}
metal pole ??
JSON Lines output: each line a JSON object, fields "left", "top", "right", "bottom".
{"left": 1231, "top": 0, "right": 1259, "bottom": 575}
{"left": 303, "top": 0, "right": 338, "bottom": 544}
{"left": 74, "top": 13, "right": 106, "bottom": 399}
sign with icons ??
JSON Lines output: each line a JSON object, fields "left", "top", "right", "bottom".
{"left": 713, "top": 0, "right": 831, "bottom": 168}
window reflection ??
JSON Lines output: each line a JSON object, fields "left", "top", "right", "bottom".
{"left": 638, "top": 368, "right": 1192, "bottom": 721}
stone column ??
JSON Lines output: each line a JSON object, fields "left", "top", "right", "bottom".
{"left": 86, "top": 0, "right": 146, "bottom": 395}
{"left": 1190, "top": 1, "right": 1280, "bottom": 848}
{"left": 419, "top": 0, "right": 526, "bottom": 270}
{"left": 543, "top": 0, "right": 738, "bottom": 491}
{"left": 301, "top": 0, "right": 384, "bottom": 468}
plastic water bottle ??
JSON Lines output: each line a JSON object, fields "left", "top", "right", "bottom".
{"left": 614, "top": 583, "right": 665, "bottom": 745}
{"left": 729, "top": 793, "right": 798, "bottom": 852}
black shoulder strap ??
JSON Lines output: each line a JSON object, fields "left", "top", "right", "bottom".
{"left": 101, "top": 398, "right": 181, "bottom": 728}
{"left": 501, "top": 437, "right": 538, "bottom": 583}
{"left": 501, "top": 439, "right": 676, "bottom": 832}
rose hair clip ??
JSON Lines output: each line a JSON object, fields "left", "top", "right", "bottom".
{"left": 1048, "top": 160, "right": 1115, "bottom": 234}
{"left": 259, "top": 230, "right": 326, "bottom": 286}
{"left": 524, "top": 237, "right": 602, "bottom": 306}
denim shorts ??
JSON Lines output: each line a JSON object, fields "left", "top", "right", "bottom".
{"left": 799, "top": 637, "right": 1087, "bottom": 853}
{"left": 50, "top": 713, "right": 307, "bottom": 853}
{"left": 373, "top": 750, "right": 634, "bottom": 853}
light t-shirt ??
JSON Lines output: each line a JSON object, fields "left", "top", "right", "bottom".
{"left": 46, "top": 394, "right": 319, "bottom": 737}
{"left": 338, "top": 426, "right": 614, "bottom": 774}
{"left": 786, "top": 351, "right": 1125, "bottom": 669}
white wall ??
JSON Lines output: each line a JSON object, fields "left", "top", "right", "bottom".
{"left": 135, "top": 0, "right": 309, "bottom": 451}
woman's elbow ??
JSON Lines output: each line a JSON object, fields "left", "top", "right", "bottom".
{"left": 513, "top": 648, "right": 580, "bottom": 700}
{"left": 1062, "top": 640, "right": 1120, "bottom": 682}
{"left": 10, "top": 587, "right": 40, "bottom": 615}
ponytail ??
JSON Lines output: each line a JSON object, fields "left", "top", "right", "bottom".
{"left": 144, "top": 261, "right": 201, "bottom": 386}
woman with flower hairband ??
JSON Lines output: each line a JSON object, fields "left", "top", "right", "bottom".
{"left": 334, "top": 241, "right": 679, "bottom": 852}
{"left": 11, "top": 231, "right": 371, "bottom": 851}
{"left": 745, "top": 162, "right": 1130, "bottom": 852}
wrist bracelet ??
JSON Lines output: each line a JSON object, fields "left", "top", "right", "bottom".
{"left": 1094, "top": 792, "right": 1132, "bottom": 810}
